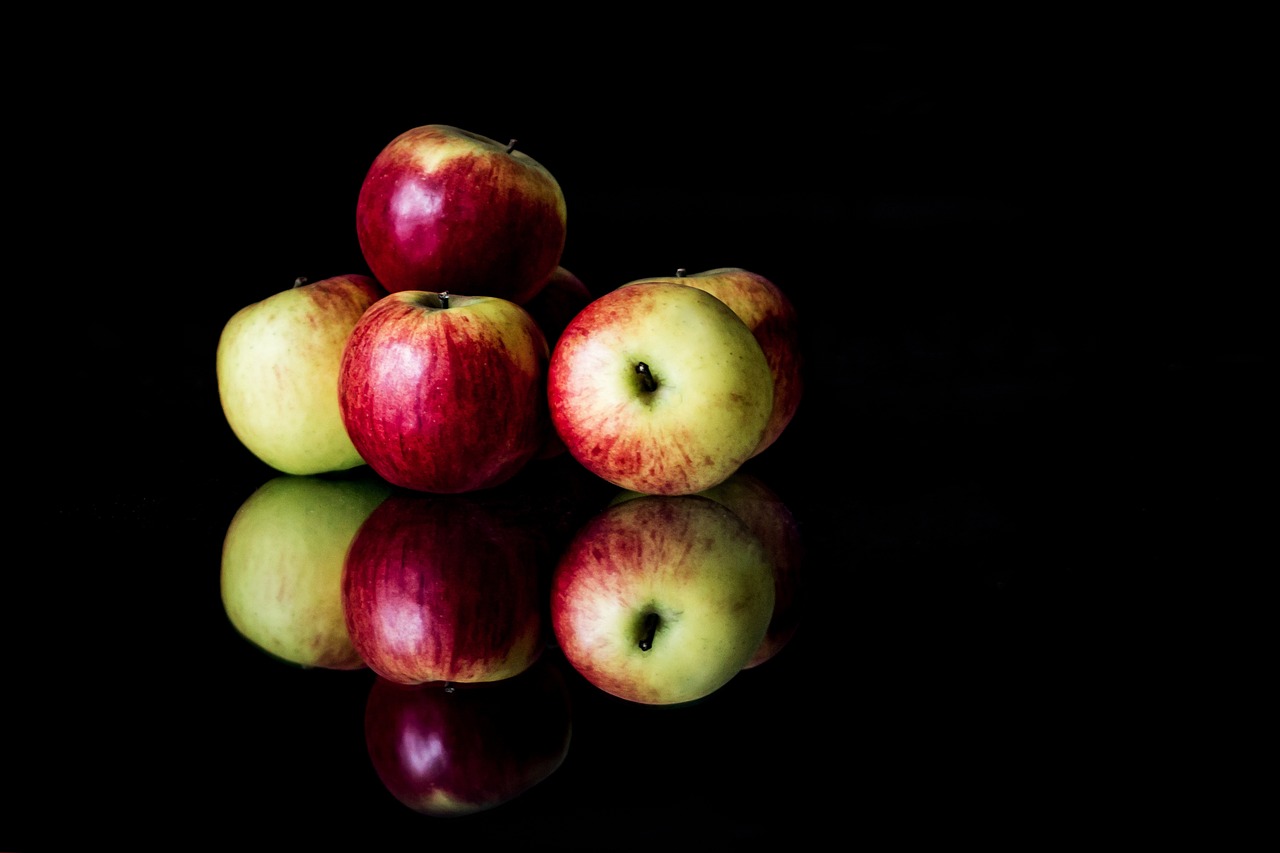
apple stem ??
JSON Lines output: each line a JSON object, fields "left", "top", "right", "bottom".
{"left": 439, "top": 291, "right": 450, "bottom": 309}
{"left": 635, "top": 362, "right": 657, "bottom": 393}
{"left": 506, "top": 139, "right": 518, "bottom": 154}
{"left": 293, "top": 276, "right": 308, "bottom": 288}
{"left": 638, "top": 613, "right": 659, "bottom": 651}
{"left": 676, "top": 268, "right": 687, "bottom": 277}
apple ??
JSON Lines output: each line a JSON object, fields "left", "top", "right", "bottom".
{"left": 610, "top": 471, "right": 804, "bottom": 668}
{"left": 220, "top": 471, "right": 391, "bottom": 669}
{"left": 550, "top": 493, "right": 775, "bottom": 705}
{"left": 338, "top": 289, "right": 550, "bottom": 494}
{"left": 547, "top": 280, "right": 774, "bottom": 495}
{"left": 666, "top": 267, "right": 803, "bottom": 456}
{"left": 523, "top": 265, "right": 593, "bottom": 461}
{"left": 342, "top": 490, "right": 546, "bottom": 685}
{"left": 216, "top": 274, "right": 386, "bottom": 475}
{"left": 363, "top": 656, "right": 573, "bottom": 818}
{"left": 355, "top": 124, "right": 567, "bottom": 304}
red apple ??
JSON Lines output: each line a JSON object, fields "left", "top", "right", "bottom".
{"left": 355, "top": 124, "right": 567, "bottom": 304}
{"left": 523, "top": 265, "right": 593, "bottom": 461}
{"left": 342, "top": 491, "right": 546, "bottom": 685}
{"left": 667, "top": 267, "right": 804, "bottom": 456}
{"left": 364, "top": 656, "right": 572, "bottom": 817}
{"left": 338, "top": 290, "right": 549, "bottom": 494}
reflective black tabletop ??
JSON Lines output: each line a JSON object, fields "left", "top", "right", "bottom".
{"left": 10, "top": 42, "right": 1258, "bottom": 848}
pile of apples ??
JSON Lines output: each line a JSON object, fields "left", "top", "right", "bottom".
{"left": 216, "top": 124, "right": 806, "bottom": 720}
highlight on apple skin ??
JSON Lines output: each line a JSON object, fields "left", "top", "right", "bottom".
{"left": 338, "top": 289, "right": 551, "bottom": 494}
{"left": 216, "top": 273, "right": 386, "bottom": 476}
{"left": 550, "top": 493, "right": 775, "bottom": 705}
{"left": 341, "top": 491, "right": 547, "bottom": 685}
{"left": 546, "top": 280, "right": 774, "bottom": 496}
{"left": 364, "top": 656, "right": 573, "bottom": 818}
{"left": 220, "top": 472, "right": 391, "bottom": 670}
{"left": 355, "top": 124, "right": 568, "bottom": 305}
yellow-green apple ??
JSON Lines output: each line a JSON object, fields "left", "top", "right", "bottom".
{"left": 338, "top": 290, "right": 550, "bottom": 494}
{"left": 523, "top": 265, "right": 593, "bottom": 461}
{"left": 610, "top": 471, "right": 804, "bottom": 668}
{"left": 220, "top": 472, "right": 392, "bottom": 669}
{"left": 667, "top": 267, "right": 803, "bottom": 456}
{"left": 216, "top": 274, "right": 385, "bottom": 475}
{"left": 355, "top": 124, "right": 567, "bottom": 304}
{"left": 363, "top": 656, "right": 572, "bottom": 817}
{"left": 547, "top": 280, "right": 773, "bottom": 495}
{"left": 550, "top": 494, "right": 775, "bottom": 705}
{"left": 342, "top": 491, "right": 546, "bottom": 685}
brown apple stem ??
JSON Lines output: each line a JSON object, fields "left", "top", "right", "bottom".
{"left": 638, "top": 613, "right": 660, "bottom": 651}
{"left": 506, "top": 139, "right": 518, "bottom": 154}
{"left": 293, "top": 276, "right": 308, "bottom": 288}
{"left": 635, "top": 362, "right": 657, "bottom": 393}
{"left": 439, "top": 291, "right": 450, "bottom": 309}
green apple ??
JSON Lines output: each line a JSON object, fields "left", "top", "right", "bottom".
{"left": 550, "top": 493, "right": 775, "bottom": 705}
{"left": 547, "top": 280, "right": 773, "bottom": 495}
{"left": 220, "top": 472, "right": 392, "bottom": 669}
{"left": 217, "top": 273, "right": 386, "bottom": 475}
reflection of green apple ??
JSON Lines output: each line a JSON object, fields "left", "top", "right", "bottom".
{"left": 610, "top": 471, "right": 804, "bottom": 669}
{"left": 221, "top": 473, "right": 392, "bottom": 669}
{"left": 551, "top": 494, "right": 774, "bottom": 705}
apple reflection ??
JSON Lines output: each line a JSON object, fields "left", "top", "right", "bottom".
{"left": 220, "top": 471, "right": 392, "bottom": 669}
{"left": 363, "top": 655, "right": 573, "bottom": 818}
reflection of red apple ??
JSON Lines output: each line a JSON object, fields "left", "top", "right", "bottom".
{"left": 342, "top": 492, "right": 545, "bottom": 685}
{"left": 609, "top": 471, "right": 804, "bottom": 668}
{"left": 364, "top": 656, "right": 573, "bottom": 818}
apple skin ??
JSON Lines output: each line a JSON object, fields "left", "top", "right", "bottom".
{"left": 547, "top": 280, "right": 774, "bottom": 496}
{"left": 523, "top": 266, "right": 593, "bottom": 461}
{"left": 217, "top": 274, "right": 386, "bottom": 475}
{"left": 342, "top": 491, "right": 546, "bottom": 685}
{"left": 338, "top": 290, "right": 550, "bottom": 494}
{"left": 355, "top": 124, "right": 567, "bottom": 305}
{"left": 220, "top": 472, "right": 391, "bottom": 669}
{"left": 610, "top": 471, "right": 804, "bottom": 668}
{"left": 363, "top": 656, "right": 572, "bottom": 818}
{"left": 550, "top": 494, "right": 775, "bottom": 705}
{"left": 667, "top": 267, "right": 803, "bottom": 456}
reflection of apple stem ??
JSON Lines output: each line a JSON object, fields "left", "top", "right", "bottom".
{"left": 635, "top": 362, "right": 657, "bottom": 393}
{"left": 505, "top": 139, "right": 517, "bottom": 154}
{"left": 638, "top": 612, "right": 659, "bottom": 651}
{"left": 439, "top": 291, "right": 450, "bottom": 309}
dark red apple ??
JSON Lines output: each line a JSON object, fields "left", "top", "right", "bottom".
{"left": 342, "top": 492, "right": 546, "bottom": 685}
{"left": 523, "top": 265, "right": 593, "bottom": 461}
{"left": 355, "top": 124, "right": 567, "bottom": 305}
{"left": 338, "top": 290, "right": 550, "bottom": 494}
{"left": 364, "top": 655, "right": 573, "bottom": 817}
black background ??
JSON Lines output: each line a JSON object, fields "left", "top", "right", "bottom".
{"left": 8, "top": 38, "right": 1262, "bottom": 848}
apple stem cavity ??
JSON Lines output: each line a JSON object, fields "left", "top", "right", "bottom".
{"left": 505, "top": 139, "right": 518, "bottom": 154}
{"left": 635, "top": 362, "right": 657, "bottom": 393}
{"left": 638, "top": 612, "right": 660, "bottom": 651}
{"left": 439, "top": 290, "right": 450, "bottom": 309}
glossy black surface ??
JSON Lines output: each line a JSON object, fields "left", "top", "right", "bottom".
{"left": 12, "top": 42, "right": 1257, "bottom": 847}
